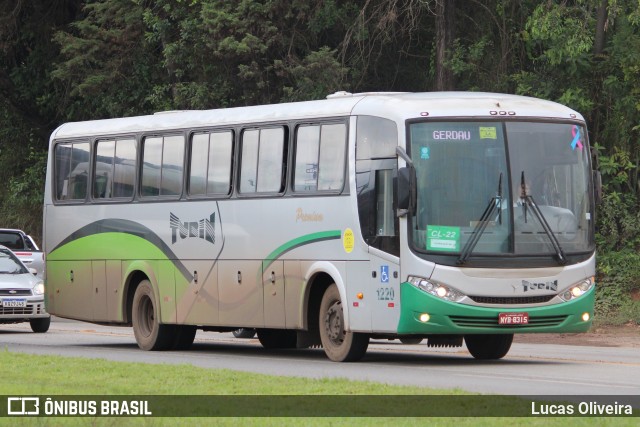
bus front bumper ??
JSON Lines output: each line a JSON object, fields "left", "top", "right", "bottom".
{"left": 397, "top": 282, "right": 594, "bottom": 335}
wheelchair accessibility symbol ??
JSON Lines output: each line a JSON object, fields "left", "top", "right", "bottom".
{"left": 380, "top": 265, "right": 389, "bottom": 283}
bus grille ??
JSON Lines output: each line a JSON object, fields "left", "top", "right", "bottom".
{"left": 468, "top": 295, "right": 555, "bottom": 305}
{"left": 0, "top": 289, "right": 32, "bottom": 296}
{"left": 449, "top": 315, "right": 567, "bottom": 328}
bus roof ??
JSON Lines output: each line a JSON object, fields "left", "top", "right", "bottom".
{"left": 51, "top": 92, "right": 584, "bottom": 140}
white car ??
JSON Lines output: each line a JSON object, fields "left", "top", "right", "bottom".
{"left": 0, "top": 245, "right": 50, "bottom": 332}
{"left": 0, "top": 229, "right": 45, "bottom": 277}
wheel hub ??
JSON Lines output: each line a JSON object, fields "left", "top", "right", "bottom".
{"left": 324, "top": 301, "right": 344, "bottom": 343}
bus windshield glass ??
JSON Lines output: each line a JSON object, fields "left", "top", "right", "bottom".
{"left": 408, "top": 120, "right": 594, "bottom": 263}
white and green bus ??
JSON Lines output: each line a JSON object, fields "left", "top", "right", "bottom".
{"left": 43, "top": 92, "right": 598, "bottom": 361}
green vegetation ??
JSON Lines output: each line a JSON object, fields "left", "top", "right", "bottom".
{"left": 0, "top": 1, "right": 639, "bottom": 324}
{"left": 0, "top": 351, "right": 637, "bottom": 425}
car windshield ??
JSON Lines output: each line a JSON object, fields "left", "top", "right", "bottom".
{"left": 408, "top": 120, "right": 594, "bottom": 265}
{"left": 0, "top": 250, "right": 28, "bottom": 274}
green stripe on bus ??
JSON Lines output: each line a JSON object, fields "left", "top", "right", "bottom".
{"left": 47, "top": 231, "right": 192, "bottom": 282}
{"left": 261, "top": 230, "right": 342, "bottom": 272}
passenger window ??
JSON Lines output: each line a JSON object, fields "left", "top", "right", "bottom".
{"left": 141, "top": 135, "right": 185, "bottom": 197}
{"left": 94, "top": 138, "right": 136, "bottom": 199}
{"left": 240, "top": 127, "right": 286, "bottom": 194}
{"left": 54, "top": 141, "right": 90, "bottom": 201}
{"left": 189, "top": 131, "right": 233, "bottom": 196}
{"left": 293, "top": 122, "right": 346, "bottom": 192}
{"left": 293, "top": 126, "right": 320, "bottom": 191}
{"left": 318, "top": 124, "right": 346, "bottom": 190}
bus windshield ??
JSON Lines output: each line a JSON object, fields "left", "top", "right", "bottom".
{"left": 408, "top": 120, "right": 594, "bottom": 264}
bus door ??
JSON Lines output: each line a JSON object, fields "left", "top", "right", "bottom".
{"left": 362, "top": 159, "right": 400, "bottom": 332}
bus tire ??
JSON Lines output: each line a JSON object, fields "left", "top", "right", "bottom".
{"left": 464, "top": 334, "right": 513, "bottom": 360}
{"left": 172, "top": 325, "right": 197, "bottom": 350}
{"left": 319, "top": 284, "right": 369, "bottom": 362}
{"left": 257, "top": 328, "right": 297, "bottom": 349}
{"left": 30, "top": 316, "right": 50, "bottom": 333}
{"left": 132, "top": 280, "right": 173, "bottom": 351}
{"left": 399, "top": 337, "right": 423, "bottom": 345}
{"left": 233, "top": 328, "right": 256, "bottom": 339}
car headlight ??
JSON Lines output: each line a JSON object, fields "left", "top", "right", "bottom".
{"left": 408, "top": 276, "right": 466, "bottom": 302}
{"left": 559, "top": 277, "right": 594, "bottom": 302}
{"left": 32, "top": 282, "right": 45, "bottom": 295}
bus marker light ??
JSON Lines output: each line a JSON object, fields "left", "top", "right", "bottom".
{"left": 357, "top": 293, "right": 364, "bottom": 299}
{"left": 353, "top": 302, "right": 359, "bottom": 307}
{"left": 419, "top": 313, "right": 430, "bottom": 322}
{"left": 582, "top": 312, "right": 590, "bottom": 322}
{"left": 388, "top": 302, "right": 394, "bottom": 308}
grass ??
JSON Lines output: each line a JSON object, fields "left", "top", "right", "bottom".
{"left": 0, "top": 350, "right": 636, "bottom": 426}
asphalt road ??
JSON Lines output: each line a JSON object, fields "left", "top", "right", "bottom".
{"left": 1, "top": 317, "right": 639, "bottom": 399}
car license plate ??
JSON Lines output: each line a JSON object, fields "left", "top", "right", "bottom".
{"left": 498, "top": 312, "right": 529, "bottom": 325}
{"left": 1, "top": 298, "right": 27, "bottom": 308}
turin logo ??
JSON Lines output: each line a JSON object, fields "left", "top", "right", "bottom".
{"left": 170, "top": 212, "right": 215, "bottom": 245}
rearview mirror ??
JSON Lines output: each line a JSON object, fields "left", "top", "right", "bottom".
{"left": 593, "top": 170, "right": 602, "bottom": 204}
{"left": 397, "top": 166, "right": 416, "bottom": 214}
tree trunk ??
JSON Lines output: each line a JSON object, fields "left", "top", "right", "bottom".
{"left": 435, "top": 0, "right": 456, "bottom": 91}
{"left": 594, "top": 0, "right": 608, "bottom": 56}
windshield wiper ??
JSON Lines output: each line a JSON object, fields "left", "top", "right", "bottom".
{"left": 519, "top": 171, "right": 567, "bottom": 265}
{"left": 457, "top": 173, "right": 502, "bottom": 265}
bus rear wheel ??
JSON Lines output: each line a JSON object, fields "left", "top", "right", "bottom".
{"left": 132, "top": 280, "right": 173, "bottom": 351}
{"left": 257, "top": 329, "right": 297, "bottom": 348}
{"left": 319, "top": 284, "right": 369, "bottom": 362}
{"left": 464, "top": 334, "right": 513, "bottom": 360}
{"left": 172, "top": 325, "right": 197, "bottom": 350}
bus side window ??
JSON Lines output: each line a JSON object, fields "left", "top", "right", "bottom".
{"left": 141, "top": 135, "right": 184, "bottom": 198}
{"left": 293, "top": 122, "right": 346, "bottom": 193}
{"left": 318, "top": 123, "right": 346, "bottom": 191}
{"left": 55, "top": 141, "right": 90, "bottom": 201}
{"left": 189, "top": 131, "right": 233, "bottom": 196}
{"left": 375, "top": 169, "right": 395, "bottom": 237}
{"left": 240, "top": 126, "right": 286, "bottom": 194}
{"left": 355, "top": 115, "right": 399, "bottom": 256}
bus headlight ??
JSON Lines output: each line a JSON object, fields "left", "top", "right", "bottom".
{"left": 559, "top": 277, "right": 594, "bottom": 302}
{"left": 32, "top": 282, "right": 45, "bottom": 295}
{"left": 408, "top": 276, "right": 465, "bottom": 302}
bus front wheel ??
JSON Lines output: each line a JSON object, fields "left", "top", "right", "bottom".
{"left": 132, "top": 280, "right": 173, "bottom": 351}
{"left": 464, "top": 334, "right": 513, "bottom": 360}
{"left": 319, "top": 284, "right": 369, "bottom": 362}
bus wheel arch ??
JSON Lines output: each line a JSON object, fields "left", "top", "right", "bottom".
{"left": 123, "top": 270, "right": 150, "bottom": 325}
{"left": 303, "top": 272, "right": 334, "bottom": 341}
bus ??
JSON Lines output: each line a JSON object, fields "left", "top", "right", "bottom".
{"left": 43, "top": 92, "right": 598, "bottom": 362}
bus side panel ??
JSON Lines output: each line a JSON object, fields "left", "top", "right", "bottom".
{"left": 46, "top": 260, "right": 93, "bottom": 321}
{"left": 218, "top": 260, "right": 263, "bottom": 327}
{"left": 105, "top": 260, "right": 123, "bottom": 321}
{"left": 263, "top": 260, "right": 285, "bottom": 328}
{"left": 158, "top": 261, "right": 177, "bottom": 324}
{"left": 91, "top": 260, "right": 108, "bottom": 321}
{"left": 176, "top": 260, "right": 219, "bottom": 326}
{"left": 344, "top": 261, "right": 373, "bottom": 332}
{"left": 284, "top": 261, "right": 303, "bottom": 329}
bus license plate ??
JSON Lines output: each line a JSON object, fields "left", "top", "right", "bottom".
{"left": 1, "top": 299, "right": 27, "bottom": 308}
{"left": 498, "top": 312, "right": 529, "bottom": 325}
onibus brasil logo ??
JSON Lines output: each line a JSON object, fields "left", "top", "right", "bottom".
{"left": 170, "top": 212, "right": 215, "bottom": 245}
